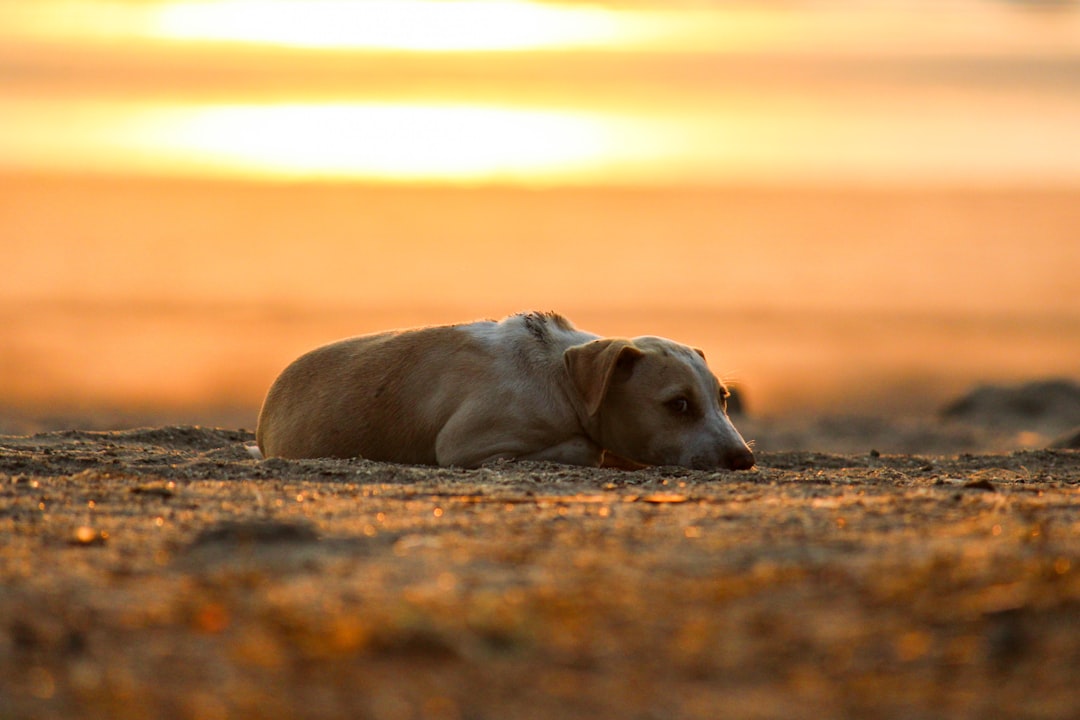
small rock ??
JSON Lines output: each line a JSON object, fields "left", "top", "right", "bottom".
{"left": 726, "top": 385, "right": 747, "bottom": 417}
{"left": 1049, "top": 426, "right": 1080, "bottom": 450}
{"left": 942, "top": 379, "right": 1080, "bottom": 433}
{"left": 963, "top": 478, "right": 996, "bottom": 492}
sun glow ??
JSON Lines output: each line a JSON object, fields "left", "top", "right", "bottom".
{"left": 97, "top": 102, "right": 660, "bottom": 183}
{"left": 2, "top": 0, "right": 686, "bottom": 52}
{"left": 0, "top": 93, "right": 683, "bottom": 183}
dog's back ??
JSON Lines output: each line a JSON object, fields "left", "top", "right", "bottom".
{"left": 256, "top": 327, "right": 478, "bottom": 461}
{"left": 257, "top": 313, "right": 594, "bottom": 463}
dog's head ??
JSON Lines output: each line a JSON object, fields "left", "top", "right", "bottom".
{"left": 565, "top": 337, "right": 754, "bottom": 471}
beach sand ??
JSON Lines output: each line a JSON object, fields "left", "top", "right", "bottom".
{"left": 2, "top": 424, "right": 1078, "bottom": 719}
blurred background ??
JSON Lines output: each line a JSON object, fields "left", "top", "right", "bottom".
{"left": 2, "top": 0, "right": 1079, "bottom": 451}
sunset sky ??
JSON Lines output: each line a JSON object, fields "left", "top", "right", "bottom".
{"left": 3, "top": 0, "right": 1080, "bottom": 185}
{"left": 2, "top": 0, "right": 1079, "bottom": 423}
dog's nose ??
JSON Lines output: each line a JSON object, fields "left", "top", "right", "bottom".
{"left": 726, "top": 446, "right": 755, "bottom": 471}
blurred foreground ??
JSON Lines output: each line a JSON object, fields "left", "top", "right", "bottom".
{"left": 1, "top": 428, "right": 1078, "bottom": 719}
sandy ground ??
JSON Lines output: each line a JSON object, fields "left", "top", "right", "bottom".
{"left": 1, "top": 424, "right": 1078, "bottom": 719}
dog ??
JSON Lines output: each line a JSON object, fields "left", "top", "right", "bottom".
{"left": 255, "top": 312, "right": 754, "bottom": 471}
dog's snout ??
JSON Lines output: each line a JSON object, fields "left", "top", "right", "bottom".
{"left": 690, "top": 445, "right": 755, "bottom": 471}
{"left": 725, "top": 446, "right": 755, "bottom": 471}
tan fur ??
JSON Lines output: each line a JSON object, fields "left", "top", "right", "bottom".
{"left": 257, "top": 327, "right": 484, "bottom": 463}
{"left": 564, "top": 339, "right": 643, "bottom": 417}
{"left": 256, "top": 313, "right": 754, "bottom": 470}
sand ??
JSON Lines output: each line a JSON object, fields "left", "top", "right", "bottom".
{"left": 1, "top": 425, "right": 1078, "bottom": 719}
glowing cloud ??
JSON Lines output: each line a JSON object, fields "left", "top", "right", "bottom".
{"left": 151, "top": 0, "right": 626, "bottom": 51}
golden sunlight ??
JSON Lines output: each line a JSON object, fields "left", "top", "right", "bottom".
{"left": 121, "top": 102, "right": 659, "bottom": 182}
{"left": 5, "top": 1, "right": 1076, "bottom": 56}
{"left": 153, "top": 0, "right": 626, "bottom": 51}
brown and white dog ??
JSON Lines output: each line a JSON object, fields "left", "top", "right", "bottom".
{"left": 255, "top": 312, "right": 754, "bottom": 470}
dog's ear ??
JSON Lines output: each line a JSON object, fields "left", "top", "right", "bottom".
{"left": 564, "top": 339, "right": 644, "bottom": 417}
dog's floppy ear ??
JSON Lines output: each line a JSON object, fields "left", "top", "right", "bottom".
{"left": 564, "top": 339, "right": 644, "bottom": 417}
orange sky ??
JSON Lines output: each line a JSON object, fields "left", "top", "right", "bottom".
{"left": 3, "top": 0, "right": 1080, "bottom": 185}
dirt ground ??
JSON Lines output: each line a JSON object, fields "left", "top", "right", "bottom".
{"left": 1, "top": 425, "right": 1079, "bottom": 720}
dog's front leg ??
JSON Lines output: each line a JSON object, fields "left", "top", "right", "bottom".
{"left": 434, "top": 400, "right": 532, "bottom": 468}
{"left": 515, "top": 436, "right": 604, "bottom": 467}
{"left": 437, "top": 435, "right": 604, "bottom": 468}
{"left": 435, "top": 400, "right": 604, "bottom": 468}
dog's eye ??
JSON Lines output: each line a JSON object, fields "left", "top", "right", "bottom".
{"left": 666, "top": 397, "right": 690, "bottom": 415}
